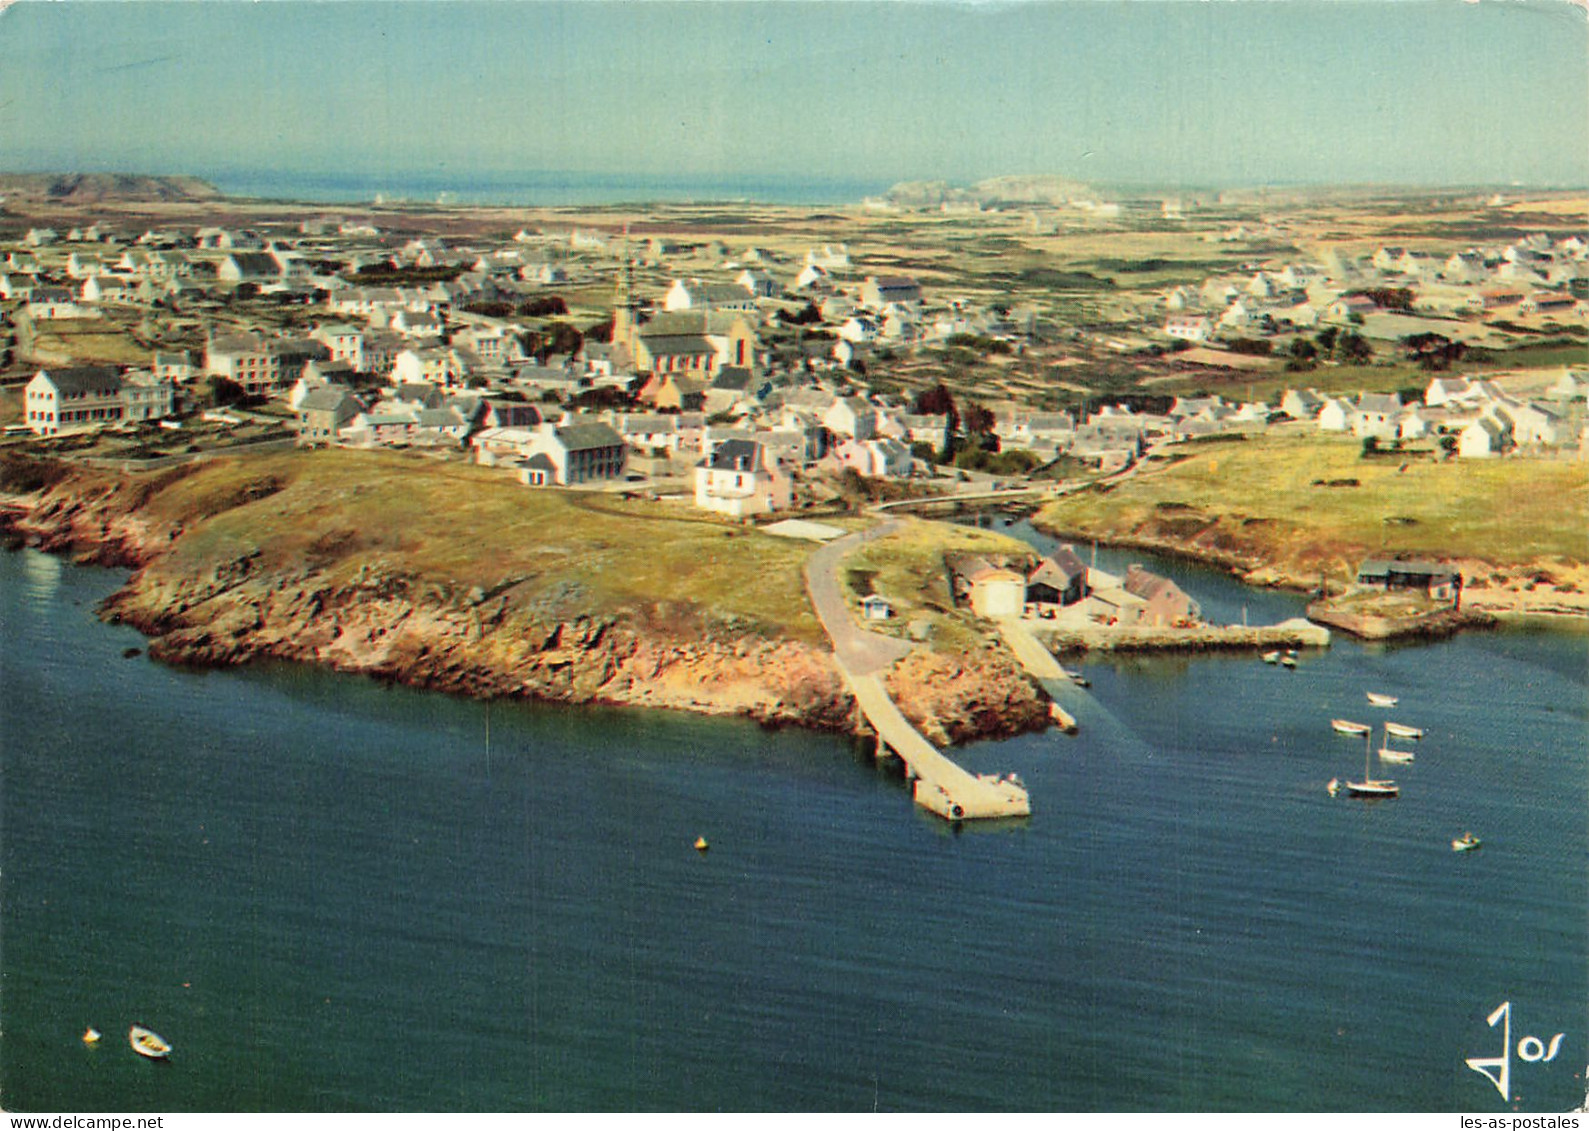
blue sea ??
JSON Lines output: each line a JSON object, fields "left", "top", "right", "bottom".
{"left": 201, "top": 169, "right": 888, "bottom": 208}
{"left": 1, "top": 542, "right": 1584, "bottom": 1112}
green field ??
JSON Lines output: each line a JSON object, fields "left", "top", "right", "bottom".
{"left": 1035, "top": 433, "right": 1589, "bottom": 583}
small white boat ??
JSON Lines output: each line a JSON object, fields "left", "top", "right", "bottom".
{"left": 1327, "top": 778, "right": 1340, "bottom": 796}
{"left": 1384, "top": 722, "right": 1424, "bottom": 740}
{"left": 1366, "top": 692, "right": 1399, "bottom": 708}
{"left": 1451, "top": 833, "right": 1482, "bottom": 852}
{"left": 1261, "top": 651, "right": 1279, "bottom": 664}
{"left": 1378, "top": 724, "right": 1415, "bottom": 764}
{"left": 1332, "top": 719, "right": 1371, "bottom": 736}
{"left": 129, "top": 1025, "right": 170, "bottom": 1060}
{"left": 1280, "top": 654, "right": 1298, "bottom": 669}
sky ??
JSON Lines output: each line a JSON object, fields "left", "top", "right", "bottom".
{"left": 1, "top": 0, "right": 1586, "bottom": 192}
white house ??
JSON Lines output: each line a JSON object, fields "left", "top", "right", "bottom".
{"left": 391, "top": 347, "right": 466, "bottom": 387}
{"left": 1457, "top": 415, "right": 1511, "bottom": 459}
{"left": 837, "top": 316, "right": 879, "bottom": 344}
{"left": 217, "top": 252, "right": 282, "bottom": 284}
{"left": 735, "top": 269, "right": 780, "bottom": 299}
{"left": 1316, "top": 397, "right": 1354, "bottom": 432}
{"left": 693, "top": 439, "right": 793, "bottom": 518}
{"left": 834, "top": 436, "right": 913, "bottom": 478}
{"left": 1495, "top": 400, "right": 1562, "bottom": 447}
{"left": 1163, "top": 316, "right": 1213, "bottom": 342}
{"left": 80, "top": 275, "right": 134, "bottom": 304}
{"left": 1280, "top": 388, "right": 1325, "bottom": 421}
{"left": 823, "top": 396, "right": 878, "bottom": 440}
{"left": 24, "top": 366, "right": 172, "bottom": 436}
{"left": 511, "top": 420, "right": 627, "bottom": 486}
{"left": 390, "top": 309, "right": 444, "bottom": 338}
{"left": 663, "top": 279, "right": 758, "bottom": 313}
{"left": 1350, "top": 394, "right": 1403, "bottom": 440}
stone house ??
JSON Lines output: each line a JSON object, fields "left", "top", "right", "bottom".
{"left": 1123, "top": 565, "right": 1200, "bottom": 627}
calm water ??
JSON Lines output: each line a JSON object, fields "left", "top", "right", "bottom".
{"left": 1, "top": 545, "right": 1584, "bottom": 1112}
{"left": 202, "top": 169, "right": 887, "bottom": 209}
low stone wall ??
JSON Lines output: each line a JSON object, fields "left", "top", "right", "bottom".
{"left": 1030, "top": 616, "right": 1330, "bottom": 654}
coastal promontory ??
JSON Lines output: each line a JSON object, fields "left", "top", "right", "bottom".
{"left": 1, "top": 450, "right": 1048, "bottom": 744}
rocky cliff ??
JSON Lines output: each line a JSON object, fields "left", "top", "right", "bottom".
{"left": 2, "top": 463, "right": 1047, "bottom": 746}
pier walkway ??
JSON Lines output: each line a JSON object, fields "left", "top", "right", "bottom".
{"left": 994, "top": 618, "right": 1082, "bottom": 731}
{"left": 805, "top": 522, "right": 1030, "bottom": 821}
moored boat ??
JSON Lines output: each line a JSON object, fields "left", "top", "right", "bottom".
{"left": 129, "top": 1024, "right": 170, "bottom": 1060}
{"left": 1451, "top": 832, "right": 1482, "bottom": 852}
{"left": 1344, "top": 778, "right": 1400, "bottom": 798}
{"left": 1378, "top": 724, "right": 1415, "bottom": 764}
{"left": 1280, "top": 654, "right": 1298, "bottom": 668}
{"left": 1261, "top": 651, "right": 1279, "bottom": 664}
{"left": 1332, "top": 719, "right": 1371, "bottom": 736}
{"left": 1345, "top": 731, "right": 1398, "bottom": 798}
{"left": 1384, "top": 722, "right": 1424, "bottom": 740}
{"left": 1366, "top": 692, "right": 1399, "bottom": 707}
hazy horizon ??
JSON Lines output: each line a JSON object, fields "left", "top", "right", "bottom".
{"left": 2, "top": 1, "right": 1586, "bottom": 194}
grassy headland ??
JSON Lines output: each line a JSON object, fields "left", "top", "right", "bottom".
{"left": 2, "top": 448, "right": 1055, "bottom": 740}
{"left": 1035, "top": 431, "right": 1589, "bottom": 594}
{"left": 108, "top": 448, "right": 830, "bottom": 641}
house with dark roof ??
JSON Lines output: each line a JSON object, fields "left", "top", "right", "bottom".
{"left": 295, "top": 387, "right": 365, "bottom": 443}
{"left": 218, "top": 252, "right": 282, "bottom": 284}
{"left": 484, "top": 418, "right": 627, "bottom": 486}
{"left": 693, "top": 439, "right": 792, "bottom": 517}
{"left": 663, "top": 279, "right": 759, "bottom": 313}
{"left": 1355, "top": 559, "right": 1460, "bottom": 602}
{"left": 481, "top": 399, "right": 543, "bottom": 430}
{"left": 24, "top": 366, "right": 172, "bottom": 436}
{"left": 859, "top": 275, "right": 922, "bottom": 309}
{"left": 1027, "top": 546, "right": 1090, "bottom": 609}
{"left": 25, "top": 366, "right": 125, "bottom": 435}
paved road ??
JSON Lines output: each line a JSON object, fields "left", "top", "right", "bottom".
{"left": 803, "top": 517, "right": 1030, "bottom": 819}
{"left": 802, "top": 519, "right": 914, "bottom": 676}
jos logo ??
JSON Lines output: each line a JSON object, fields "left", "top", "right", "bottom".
{"left": 1465, "top": 1001, "right": 1566, "bottom": 1101}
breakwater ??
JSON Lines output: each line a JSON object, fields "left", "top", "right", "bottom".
{"left": 1305, "top": 602, "right": 1494, "bottom": 641}
{"left": 1028, "top": 616, "right": 1330, "bottom": 654}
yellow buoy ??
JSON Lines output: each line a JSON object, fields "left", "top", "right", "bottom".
{"left": 82, "top": 1028, "right": 101, "bottom": 1044}
{"left": 694, "top": 836, "right": 709, "bottom": 852}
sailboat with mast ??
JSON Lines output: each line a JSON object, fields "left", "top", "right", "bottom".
{"left": 1345, "top": 729, "right": 1399, "bottom": 798}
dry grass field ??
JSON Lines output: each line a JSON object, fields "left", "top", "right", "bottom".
{"left": 1036, "top": 432, "right": 1589, "bottom": 583}
{"left": 122, "top": 449, "right": 831, "bottom": 639}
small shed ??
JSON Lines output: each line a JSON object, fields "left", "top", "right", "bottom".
{"left": 861, "top": 594, "right": 894, "bottom": 621}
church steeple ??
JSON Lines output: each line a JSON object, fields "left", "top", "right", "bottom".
{"left": 611, "top": 223, "right": 642, "bottom": 360}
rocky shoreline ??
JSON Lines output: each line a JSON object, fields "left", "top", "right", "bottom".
{"left": 0, "top": 473, "right": 1047, "bottom": 748}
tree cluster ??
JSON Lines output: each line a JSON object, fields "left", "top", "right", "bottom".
{"left": 1353, "top": 287, "right": 1414, "bottom": 312}
{"left": 1401, "top": 332, "right": 1466, "bottom": 370}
